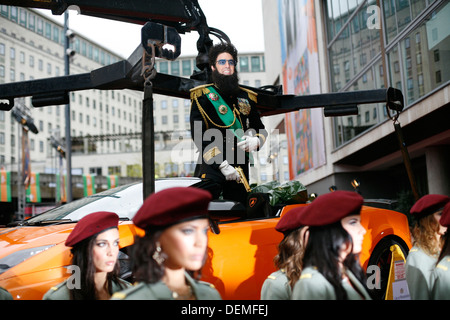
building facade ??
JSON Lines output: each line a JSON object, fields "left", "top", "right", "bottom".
{"left": 262, "top": 0, "right": 449, "bottom": 205}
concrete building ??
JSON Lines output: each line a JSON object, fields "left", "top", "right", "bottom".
{"left": 261, "top": 0, "right": 449, "bottom": 206}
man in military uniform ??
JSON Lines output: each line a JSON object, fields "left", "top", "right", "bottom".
{"left": 190, "top": 42, "right": 268, "bottom": 205}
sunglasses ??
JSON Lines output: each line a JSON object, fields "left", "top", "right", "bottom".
{"left": 216, "top": 59, "right": 236, "bottom": 66}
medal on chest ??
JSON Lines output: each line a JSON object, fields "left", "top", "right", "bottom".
{"left": 238, "top": 98, "right": 251, "bottom": 115}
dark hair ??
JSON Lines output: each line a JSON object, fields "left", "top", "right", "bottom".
{"left": 274, "top": 227, "right": 307, "bottom": 289}
{"left": 130, "top": 229, "right": 166, "bottom": 283}
{"left": 208, "top": 42, "right": 238, "bottom": 68}
{"left": 302, "top": 222, "right": 368, "bottom": 300}
{"left": 69, "top": 228, "right": 124, "bottom": 300}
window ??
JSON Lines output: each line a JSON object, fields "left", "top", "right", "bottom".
{"left": 171, "top": 61, "right": 180, "bottom": 75}
{"left": 239, "top": 56, "right": 249, "bottom": 72}
{"left": 28, "top": 13, "right": 35, "bottom": 31}
{"left": 159, "top": 61, "right": 168, "bottom": 73}
{"left": 182, "top": 60, "right": 191, "bottom": 76}
{"left": 53, "top": 26, "right": 59, "bottom": 43}
{"left": 45, "top": 22, "right": 52, "bottom": 39}
{"left": 251, "top": 56, "right": 261, "bottom": 72}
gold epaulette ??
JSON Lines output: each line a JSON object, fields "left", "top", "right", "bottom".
{"left": 111, "top": 292, "right": 127, "bottom": 299}
{"left": 190, "top": 83, "right": 213, "bottom": 100}
{"left": 239, "top": 87, "right": 258, "bottom": 103}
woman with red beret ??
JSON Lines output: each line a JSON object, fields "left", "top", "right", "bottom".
{"left": 43, "top": 211, "right": 131, "bottom": 300}
{"left": 111, "top": 187, "right": 221, "bottom": 300}
{"left": 431, "top": 202, "right": 450, "bottom": 299}
{"left": 405, "top": 194, "right": 449, "bottom": 299}
{"left": 291, "top": 191, "right": 371, "bottom": 300}
{"left": 260, "top": 206, "right": 308, "bottom": 300}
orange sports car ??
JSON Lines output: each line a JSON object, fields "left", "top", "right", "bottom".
{"left": 0, "top": 178, "right": 411, "bottom": 300}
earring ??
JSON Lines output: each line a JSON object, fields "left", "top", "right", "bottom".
{"left": 152, "top": 243, "right": 165, "bottom": 265}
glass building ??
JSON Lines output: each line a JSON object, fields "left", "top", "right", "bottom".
{"left": 262, "top": 0, "right": 449, "bottom": 204}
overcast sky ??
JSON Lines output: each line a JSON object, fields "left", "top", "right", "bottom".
{"left": 38, "top": 0, "right": 265, "bottom": 58}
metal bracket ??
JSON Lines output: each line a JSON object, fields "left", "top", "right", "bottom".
{"left": 141, "top": 44, "right": 157, "bottom": 88}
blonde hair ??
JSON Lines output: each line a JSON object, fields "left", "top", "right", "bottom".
{"left": 411, "top": 212, "right": 442, "bottom": 257}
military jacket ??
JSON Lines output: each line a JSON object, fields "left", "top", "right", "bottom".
{"left": 260, "top": 269, "right": 292, "bottom": 300}
{"left": 0, "top": 287, "right": 13, "bottom": 300}
{"left": 430, "top": 256, "right": 450, "bottom": 299}
{"left": 42, "top": 278, "right": 131, "bottom": 300}
{"left": 405, "top": 245, "right": 437, "bottom": 299}
{"left": 110, "top": 272, "right": 221, "bottom": 300}
{"left": 190, "top": 84, "right": 267, "bottom": 181}
{"left": 291, "top": 266, "right": 372, "bottom": 300}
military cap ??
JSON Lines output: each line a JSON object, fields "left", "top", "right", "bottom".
{"left": 410, "top": 194, "right": 450, "bottom": 218}
{"left": 133, "top": 187, "right": 212, "bottom": 229}
{"left": 297, "top": 191, "right": 363, "bottom": 227}
{"left": 439, "top": 202, "right": 450, "bottom": 226}
{"left": 65, "top": 211, "right": 119, "bottom": 247}
{"left": 275, "top": 206, "right": 306, "bottom": 234}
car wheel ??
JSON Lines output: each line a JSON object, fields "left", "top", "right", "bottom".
{"left": 366, "top": 236, "right": 409, "bottom": 300}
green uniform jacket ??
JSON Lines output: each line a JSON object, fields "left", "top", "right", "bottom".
{"left": 0, "top": 287, "right": 13, "bottom": 300}
{"left": 431, "top": 256, "right": 450, "bottom": 300}
{"left": 291, "top": 266, "right": 372, "bottom": 300}
{"left": 405, "top": 245, "right": 437, "bottom": 299}
{"left": 42, "top": 278, "right": 132, "bottom": 300}
{"left": 110, "top": 272, "right": 222, "bottom": 300}
{"left": 260, "top": 269, "right": 291, "bottom": 300}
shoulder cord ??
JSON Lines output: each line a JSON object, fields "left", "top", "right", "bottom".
{"left": 192, "top": 94, "right": 243, "bottom": 130}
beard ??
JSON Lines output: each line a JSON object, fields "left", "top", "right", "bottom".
{"left": 211, "top": 69, "right": 240, "bottom": 97}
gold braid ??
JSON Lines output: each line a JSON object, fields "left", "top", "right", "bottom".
{"left": 192, "top": 94, "right": 241, "bottom": 129}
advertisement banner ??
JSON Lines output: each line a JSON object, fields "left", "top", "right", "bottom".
{"left": 56, "top": 173, "right": 67, "bottom": 203}
{"left": 278, "top": 0, "right": 326, "bottom": 179}
{"left": 0, "top": 169, "right": 11, "bottom": 202}
{"left": 107, "top": 175, "right": 119, "bottom": 189}
{"left": 26, "top": 172, "right": 41, "bottom": 203}
{"left": 83, "top": 174, "right": 96, "bottom": 196}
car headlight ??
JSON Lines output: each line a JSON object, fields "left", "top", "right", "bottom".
{"left": 0, "top": 245, "right": 55, "bottom": 275}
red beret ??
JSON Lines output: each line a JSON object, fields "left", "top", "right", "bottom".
{"left": 297, "top": 191, "right": 363, "bottom": 226}
{"left": 440, "top": 202, "right": 450, "bottom": 226}
{"left": 410, "top": 194, "right": 450, "bottom": 218}
{"left": 133, "top": 187, "right": 212, "bottom": 229}
{"left": 276, "top": 206, "right": 306, "bottom": 234}
{"left": 65, "top": 211, "right": 119, "bottom": 247}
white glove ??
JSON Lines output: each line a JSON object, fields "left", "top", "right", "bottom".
{"left": 219, "top": 160, "right": 241, "bottom": 181}
{"left": 237, "top": 135, "right": 260, "bottom": 152}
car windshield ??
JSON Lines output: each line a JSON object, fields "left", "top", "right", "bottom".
{"left": 25, "top": 178, "right": 201, "bottom": 223}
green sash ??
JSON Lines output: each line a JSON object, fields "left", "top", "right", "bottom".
{"left": 205, "top": 86, "right": 254, "bottom": 163}
{"left": 206, "top": 86, "right": 243, "bottom": 138}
